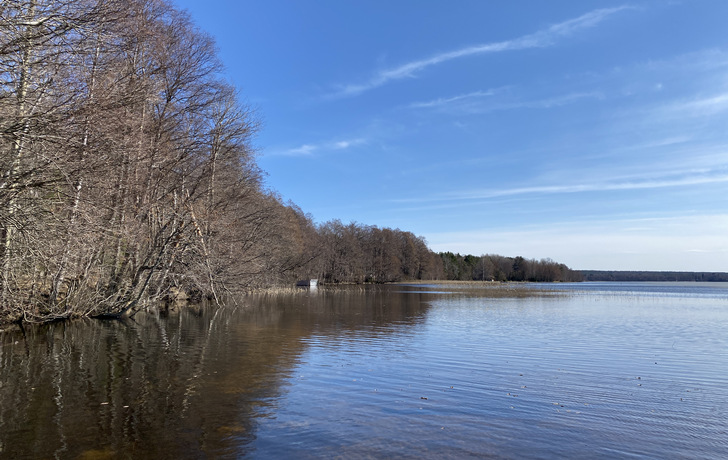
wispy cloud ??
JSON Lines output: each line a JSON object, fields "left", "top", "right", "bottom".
{"left": 284, "top": 144, "right": 318, "bottom": 156}
{"left": 408, "top": 89, "right": 501, "bottom": 109}
{"left": 331, "top": 6, "right": 632, "bottom": 98}
{"left": 274, "top": 138, "right": 366, "bottom": 157}
{"left": 407, "top": 87, "right": 603, "bottom": 115}
{"left": 508, "top": 92, "right": 604, "bottom": 109}
{"left": 332, "top": 138, "right": 366, "bottom": 149}
{"left": 622, "top": 136, "right": 692, "bottom": 151}
{"left": 665, "top": 92, "right": 728, "bottom": 117}
{"left": 394, "top": 169, "right": 728, "bottom": 203}
{"left": 448, "top": 172, "right": 728, "bottom": 200}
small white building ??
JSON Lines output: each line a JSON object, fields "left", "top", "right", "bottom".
{"left": 296, "top": 278, "right": 318, "bottom": 287}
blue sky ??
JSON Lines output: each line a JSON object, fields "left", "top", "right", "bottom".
{"left": 173, "top": 1, "right": 728, "bottom": 271}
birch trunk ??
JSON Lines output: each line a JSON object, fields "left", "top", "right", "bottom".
{"left": 1, "top": 0, "right": 36, "bottom": 304}
{"left": 50, "top": 42, "right": 101, "bottom": 305}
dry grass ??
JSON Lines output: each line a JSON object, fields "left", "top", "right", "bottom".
{"left": 392, "top": 280, "right": 566, "bottom": 298}
{"left": 246, "top": 280, "right": 565, "bottom": 299}
{"left": 393, "top": 280, "right": 504, "bottom": 286}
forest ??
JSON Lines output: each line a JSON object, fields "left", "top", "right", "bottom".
{"left": 439, "top": 252, "right": 584, "bottom": 282}
{"left": 0, "top": 0, "right": 580, "bottom": 324}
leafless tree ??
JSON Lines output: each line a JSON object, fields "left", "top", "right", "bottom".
{"left": 0, "top": 0, "right": 319, "bottom": 323}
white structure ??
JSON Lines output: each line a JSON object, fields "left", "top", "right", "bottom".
{"left": 296, "top": 279, "right": 318, "bottom": 287}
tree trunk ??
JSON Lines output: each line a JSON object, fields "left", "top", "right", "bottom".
{"left": 1, "top": 0, "right": 36, "bottom": 304}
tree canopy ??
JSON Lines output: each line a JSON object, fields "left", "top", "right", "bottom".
{"left": 439, "top": 252, "right": 584, "bottom": 283}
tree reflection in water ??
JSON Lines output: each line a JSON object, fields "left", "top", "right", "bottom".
{"left": 0, "top": 287, "right": 429, "bottom": 459}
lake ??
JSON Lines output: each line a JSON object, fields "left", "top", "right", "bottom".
{"left": 1, "top": 282, "right": 726, "bottom": 459}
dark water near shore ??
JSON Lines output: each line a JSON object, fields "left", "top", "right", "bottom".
{"left": 1, "top": 282, "right": 727, "bottom": 459}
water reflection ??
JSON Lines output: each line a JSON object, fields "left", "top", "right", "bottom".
{"left": 0, "top": 288, "right": 430, "bottom": 459}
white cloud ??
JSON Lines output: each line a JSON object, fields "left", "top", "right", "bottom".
{"left": 396, "top": 168, "right": 728, "bottom": 203}
{"left": 510, "top": 92, "right": 604, "bottom": 109}
{"left": 610, "top": 51, "right": 728, "bottom": 124}
{"left": 408, "top": 89, "right": 501, "bottom": 109}
{"left": 333, "top": 138, "right": 366, "bottom": 149}
{"left": 284, "top": 144, "right": 318, "bottom": 156}
{"left": 274, "top": 138, "right": 366, "bottom": 157}
{"left": 331, "top": 6, "right": 632, "bottom": 97}
{"left": 621, "top": 136, "right": 691, "bottom": 151}
{"left": 667, "top": 92, "right": 728, "bottom": 117}
{"left": 408, "top": 88, "right": 603, "bottom": 114}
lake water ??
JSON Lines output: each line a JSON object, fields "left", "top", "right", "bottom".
{"left": 1, "top": 282, "right": 726, "bottom": 459}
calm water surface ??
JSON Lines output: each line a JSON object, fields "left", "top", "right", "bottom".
{"left": 1, "top": 282, "right": 726, "bottom": 458}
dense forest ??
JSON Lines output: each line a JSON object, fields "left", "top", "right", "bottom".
{"left": 439, "top": 252, "right": 584, "bottom": 282}
{"left": 0, "top": 0, "right": 580, "bottom": 324}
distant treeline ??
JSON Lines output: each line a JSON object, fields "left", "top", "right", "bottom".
{"left": 298, "top": 228, "right": 584, "bottom": 284}
{"left": 439, "top": 252, "right": 584, "bottom": 282}
{"left": 581, "top": 271, "right": 728, "bottom": 282}
{"left": 306, "top": 221, "right": 443, "bottom": 284}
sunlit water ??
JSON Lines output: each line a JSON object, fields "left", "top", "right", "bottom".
{"left": 1, "top": 283, "right": 726, "bottom": 458}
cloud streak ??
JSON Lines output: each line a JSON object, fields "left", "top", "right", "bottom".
{"left": 332, "top": 6, "right": 631, "bottom": 98}
{"left": 409, "top": 89, "right": 603, "bottom": 113}
{"left": 664, "top": 92, "right": 728, "bottom": 118}
{"left": 449, "top": 172, "right": 728, "bottom": 200}
{"left": 408, "top": 89, "right": 501, "bottom": 109}
{"left": 274, "top": 138, "right": 366, "bottom": 157}
{"left": 394, "top": 169, "right": 728, "bottom": 203}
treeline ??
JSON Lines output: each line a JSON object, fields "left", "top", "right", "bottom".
{"left": 581, "top": 271, "right": 728, "bottom": 282}
{"left": 0, "top": 0, "right": 324, "bottom": 322}
{"left": 440, "top": 253, "right": 584, "bottom": 282}
{"left": 311, "top": 220, "right": 443, "bottom": 284}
